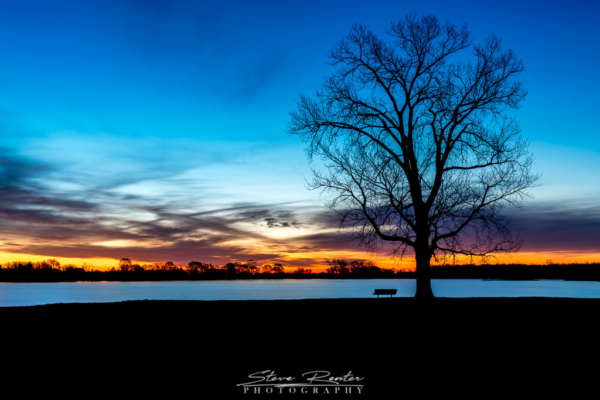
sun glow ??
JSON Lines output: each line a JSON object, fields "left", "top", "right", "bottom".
{"left": 0, "top": 251, "right": 120, "bottom": 269}
{"left": 3, "top": 246, "right": 600, "bottom": 273}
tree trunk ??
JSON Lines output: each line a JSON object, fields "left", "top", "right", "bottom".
{"left": 414, "top": 250, "right": 434, "bottom": 300}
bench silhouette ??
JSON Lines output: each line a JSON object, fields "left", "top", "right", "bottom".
{"left": 373, "top": 289, "right": 397, "bottom": 298}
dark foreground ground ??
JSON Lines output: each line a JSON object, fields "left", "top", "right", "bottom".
{"left": 2, "top": 298, "right": 598, "bottom": 397}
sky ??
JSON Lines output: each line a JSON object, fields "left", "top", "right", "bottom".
{"left": 0, "top": 0, "right": 599, "bottom": 270}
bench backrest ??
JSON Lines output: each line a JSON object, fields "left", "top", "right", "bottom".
{"left": 373, "top": 289, "right": 397, "bottom": 294}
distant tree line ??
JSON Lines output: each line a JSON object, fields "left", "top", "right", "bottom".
{"left": 325, "top": 259, "right": 397, "bottom": 277}
{"left": 430, "top": 262, "right": 600, "bottom": 281}
{"left": 1, "top": 258, "right": 600, "bottom": 282}
{"left": 115, "top": 258, "right": 288, "bottom": 276}
{"left": 0, "top": 257, "right": 400, "bottom": 282}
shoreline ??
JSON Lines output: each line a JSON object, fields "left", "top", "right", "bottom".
{"left": 2, "top": 275, "right": 600, "bottom": 283}
{"left": 3, "top": 262, "right": 600, "bottom": 282}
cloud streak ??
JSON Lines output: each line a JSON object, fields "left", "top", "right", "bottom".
{"left": 2, "top": 147, "right": 599, "bottom": 268}
{"left": 0, "top": 150, "right": 343, "bottom": 265}
{"left": 511, "top": 202, "right": 600, "bottom": 253}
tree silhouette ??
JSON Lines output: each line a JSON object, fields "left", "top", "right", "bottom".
{"left": 261, "top": 264, "right": 273, "bottom": 273}
{"left": 246, "top": 260, "right": 258, "bottom": 274}
{"left": 225, "top": 262, "right": 238, "bottom": 275}
{"left": 272, "top": 263, "right": 285, "bottom": 273}
{"left": 118, "top": 258, "right": 132, "bottom": 272}
{"left": 164, "top": 261, "right": 176, "bottom": 271}
{"left": 288, "top": 14, "right": 539, "bottom": 299}
{"left": 326, "top": 258, "right": 350, "bottom": 274}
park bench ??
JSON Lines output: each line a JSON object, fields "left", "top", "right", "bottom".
{"left": 373, "top": 289, "right": 397, "bottom": 298}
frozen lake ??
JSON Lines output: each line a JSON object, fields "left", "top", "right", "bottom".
{"left": 2, "top": 279, "right": 600, "bottom": 307}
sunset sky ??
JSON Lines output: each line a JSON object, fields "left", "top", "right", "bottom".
{"left": 1, "top": 0, "right": 599, "bottom": 271}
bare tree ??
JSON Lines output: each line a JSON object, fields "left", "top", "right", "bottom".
{"left": 118, "top": 258, "right": 133, "bottom": 272}
{"left": 326, "top": 258, "right": 350, "bottom": 274}
{"left": 272, "top": 263, "right": 285, "bottom": 273}
{"left": 288, "top": 14, "right": 539, "bottom": 299}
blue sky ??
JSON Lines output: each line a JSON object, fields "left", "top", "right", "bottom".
{"left": 1, "top": 0, "right": 599, "bottom": 268}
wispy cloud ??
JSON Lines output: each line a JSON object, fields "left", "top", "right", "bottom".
{"left": 0, "top": 149, "right": 337, "bottom": 265}
{"left": 511, "top": 201, "right": 600, "bottom": 253}
{"left": 2, "top": 144, "right": 600, "bottom": 268}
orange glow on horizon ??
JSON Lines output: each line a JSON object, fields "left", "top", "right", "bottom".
{"left": 2, "top": 250, "right": 600, "bottom": 273}
{"left": 0, "top": 252, "right": 153, "bottom": 271}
